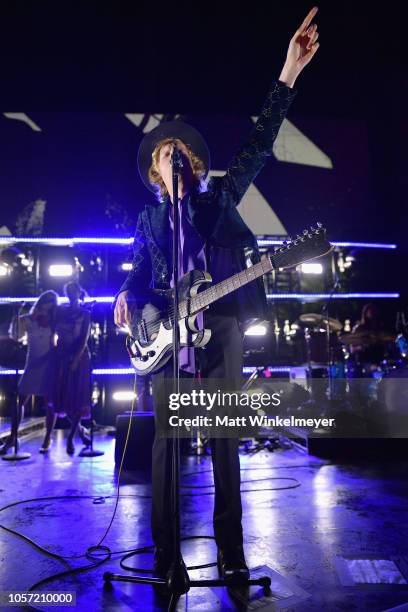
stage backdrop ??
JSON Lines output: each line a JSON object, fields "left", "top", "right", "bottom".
{"left": 0, "top": 110, "right": 391, "bottom": 244}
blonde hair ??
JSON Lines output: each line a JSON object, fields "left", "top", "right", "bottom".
{"left": 29, "top": 290, "right": 58, "bottom": 315}
{"left": 148, "top": 138, "right": 206, "bottom": 200}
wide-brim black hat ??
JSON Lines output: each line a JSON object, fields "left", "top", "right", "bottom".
{"left": 137, "top": 120, "right": 210, "bottom": 192}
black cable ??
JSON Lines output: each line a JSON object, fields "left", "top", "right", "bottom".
{"left": 0, "top": 424, "right": 325, "bottom": 597}
{"left": 0, "top": 475, "right": 302, "bottom": 563}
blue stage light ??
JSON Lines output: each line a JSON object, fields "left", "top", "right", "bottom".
{"left": 0, "top": 296, "right": 115, "bottom": 304}
{"left": 0, "top": 366, "right": 293, "bottom": 376}
{"left": 266, "top": 293, "right": 400, "bottom": 300}
{"left": 0, "top": 237, "right": 134, "bottom": 246}
{"left": 93, "top": 368, "right": 134, "bottom": 375}
{"left": 257, "top": 239, "right": 397, "bottom": 249}
{"left": 243, "top": 366, "right": 291, "bottom": 373}
{"left": 0, "top": 370, "right": 25, "bottom": 375}
{"left": 0, "top": 293, "right": 399, "bottom": 305}
{"left": 0, "top": 236, "right": 397, "bottom": 249}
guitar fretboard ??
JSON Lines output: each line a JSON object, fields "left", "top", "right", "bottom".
{"left": 178, "top": 256, "right": 273, "bottom": 319}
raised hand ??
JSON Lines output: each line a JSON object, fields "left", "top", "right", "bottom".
{"left": 280, "top": 7, "right": 320, "bottom": 87}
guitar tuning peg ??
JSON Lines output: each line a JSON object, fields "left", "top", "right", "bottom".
{"left": 310, "top": 226, "right": 316, "bottom": 233}
{"left": 317, "top": 221, "right": 322, "bottom": 228}
{"left": 303, "top": 229, "right": 309, "bottom": 236}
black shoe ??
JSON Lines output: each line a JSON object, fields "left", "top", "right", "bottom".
{"left": 66, "top": 439, "right": 75, "bottom": 455}
{"left": 0, "top": 436, "right": 19, "bottom": 455}
{"left": 78, "top": 425, "right": 92, "bottom": 447}
{"left": 217, "top": 545, "right": 250, "bottom": 584}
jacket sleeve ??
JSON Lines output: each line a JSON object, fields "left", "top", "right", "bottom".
{"left": 116, "top": 211, "right": 152, "bottom": 306}
{"left": 215, "top": 79, "right": 298, "bottom": 206}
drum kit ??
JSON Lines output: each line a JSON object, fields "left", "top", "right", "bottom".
{"left": 287, "top": 313, "right": 408, "bottom": 406}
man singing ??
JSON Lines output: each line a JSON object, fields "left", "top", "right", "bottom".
{"left": 115, "top": 7, "right": 320, "bottom": 583}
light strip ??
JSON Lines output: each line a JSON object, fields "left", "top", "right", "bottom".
{"left": 257, "top": 239, "right": 397, "bottom": 249}
{"left": 0, "top": 236, "right": 397, "bottom": 249}
{"left": 0, "top": 293, "right": 399, "bottom": 305}
{"left": 266, "top": 293, "right": 400, "bottom": 300}
{"left": 0, "top": 296, "right": 115, "bottom": 304}
{"left": 243, "top": 366, "right": 291, "bottom": 374}
{"left": 0, "top": 236, "right": 133, "bottom": 245}
{"left": 93, "top": 368, "right": 135, "bottom": 375}
{"left": 0, "top": 366, "right": 293, "bottom": 376}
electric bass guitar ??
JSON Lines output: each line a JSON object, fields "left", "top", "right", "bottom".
{"left": 126, "top": 223, "right": 332, "bottom": 375}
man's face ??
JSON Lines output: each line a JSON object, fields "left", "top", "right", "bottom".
{"left": 157, "top": 139, "right": 194, "bottom": 192}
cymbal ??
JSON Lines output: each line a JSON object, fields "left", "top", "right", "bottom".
{"left": 339, "top": 331, "right": 396, "bottom": 346}
{"left": 299, "top": 313, "right": 343, "bottom": 332}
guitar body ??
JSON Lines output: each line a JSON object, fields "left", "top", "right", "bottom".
{"left": 126, "top": 269, "right": 212, "bottom": 375}
{"left": 125, "top": 223, "right": 332, "bottom": 376}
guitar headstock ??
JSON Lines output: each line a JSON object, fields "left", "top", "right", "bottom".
{"left": 270, "top": 222, "right": 332, "bottom": 270}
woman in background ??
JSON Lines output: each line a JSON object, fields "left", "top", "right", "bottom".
{"left": 0, "top": 290, "right": 58, "bottom": 455}
{"left": 53, "top": 281, "right": 92, "bottom": 454}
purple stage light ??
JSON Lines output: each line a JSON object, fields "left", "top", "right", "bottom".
{"left": 0, "top": 370, "right": 25, "bottom": 375}
{"left": 0, "top": 366, "right": 293, "bottom": 376}
{"left": 0, "top": 293, "right": 399, "bottom": 305}
{"left": 257, "top": 239, "right": 397, "bottom": 249}
{"left": 92, "top": 368, "right": 135, "bottom": 375}
{"left": 0, "top": 296, "right": 115, "bottom": 304}
{"left": 0, "top": 236, "right": 133, "bottom": 246}
{"left": 266, "top": 293, "right": 400, "bottom": 300}
{"left": 243, "top": 366, "right": 291, "bottom": 374}
{"left": 0, "top": 236, "right": 397, "bottom": 249}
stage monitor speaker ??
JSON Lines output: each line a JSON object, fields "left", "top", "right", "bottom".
{"left": 115, "top": 411, "right": 155, "bottom": 470}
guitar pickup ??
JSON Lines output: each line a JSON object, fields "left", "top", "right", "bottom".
{"left": 137, "top": 319, "right": 148, "bottom": 344}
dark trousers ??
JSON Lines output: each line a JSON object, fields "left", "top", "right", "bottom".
{"left": 151, "top": 310, "right": 244, "bottom": 552}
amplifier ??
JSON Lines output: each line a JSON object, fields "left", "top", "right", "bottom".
{"left": 115, "top": 411, "right": 155, "bottom": 470}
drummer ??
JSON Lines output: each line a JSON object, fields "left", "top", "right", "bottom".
{"left": 350, "top": 303, "right": 387, "bottom": 365}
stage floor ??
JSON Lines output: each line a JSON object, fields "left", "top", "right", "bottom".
{"left": 0, "top": 430, "right": 407, "bottom": 611}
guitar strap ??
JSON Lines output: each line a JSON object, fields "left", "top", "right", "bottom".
{"left": 193, "top": 238, "right": 212, "bottom": 381}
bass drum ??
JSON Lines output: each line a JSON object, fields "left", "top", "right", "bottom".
{"left": 377, "top": 365, "right": 408, "bottom": 414}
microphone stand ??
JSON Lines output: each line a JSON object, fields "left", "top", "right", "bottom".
{"left": 103, "top": 147, "right": 271, "bottom": 609}
{"left": 79, "top": 300, "right": 104, "bottom": 458}
{"left": 2, "top": 304, "right": 31, "bottom": 461}
{"left": 322, "top": 274, "right": 341, "bottom": 402}
{"left": 2, "top": 369, "right": 31, "bottom": 461}
{"left": 165, "top": 147, "right": 190, "bottom": 599}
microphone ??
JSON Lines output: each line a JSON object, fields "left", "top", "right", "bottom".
{"left": 170, "top": 146, "right": 183, "bottom": 170}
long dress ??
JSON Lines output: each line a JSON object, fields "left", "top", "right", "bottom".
{"left": 53, "top": 305, "right": 91, "bottom": 419}
{"left": 18, "top": 315, "right": 55, "bottom": 397}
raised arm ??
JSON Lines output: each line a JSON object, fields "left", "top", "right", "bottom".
{"left": 9, "top": 310, "right": 29, "bottom": 341}
{"left": 216, "top": 6, "right": 320, "bottom": 206}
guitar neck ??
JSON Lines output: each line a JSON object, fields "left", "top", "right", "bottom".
{"left": 175, "top": 226, "right": 331, "bottom": 320}
{"left": 178, "top": 257, "right": 273, "bottom": 319}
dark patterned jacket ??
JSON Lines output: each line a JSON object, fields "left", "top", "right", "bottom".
{"left": 119, "top": 79, "right": 297, "bottom": 322}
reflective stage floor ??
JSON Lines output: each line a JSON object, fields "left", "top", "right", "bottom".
{"left": 0, "top": 429, "right": 407, "bottom": 611}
